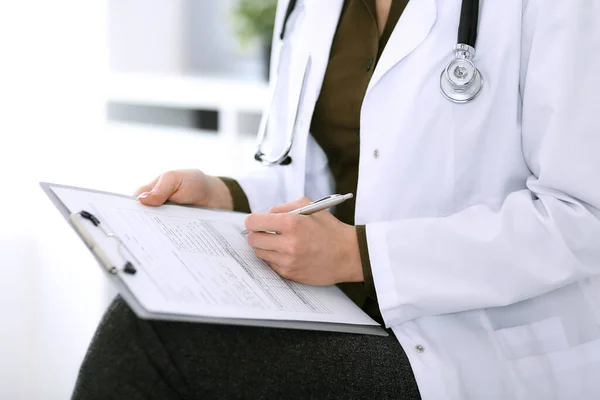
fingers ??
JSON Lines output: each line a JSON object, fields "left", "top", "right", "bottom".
{"left": 245, "top": 213, "right": 286, "bottom": 233}
{"left": 247, "top": 231, "right": 286, "bottom": 252}
{"left": 254, "top": 251, "right": 294, "bottom": 281}
{"left": 268, "top": 196, "right": 312, "bottom": 213}
{"left": 264, "top": 261, "right": 294, "bottom": 281}
{"left": 134, "top": 176, "right": 159, "bottom": 197}
{"left": 254, "top": 248, "right": 288, "bottom": 267}
{"left": 245, "top": 196, "right": 316, "bottom": 233}
{"left": 137, "top": 171, "right": 182, "bottom": 206}
{"left": 245, "top": 212, "right": 306, "bottom": 234}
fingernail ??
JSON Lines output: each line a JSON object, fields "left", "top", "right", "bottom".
{"left": 137, "top": 192, "right": 150, "bottom": 199}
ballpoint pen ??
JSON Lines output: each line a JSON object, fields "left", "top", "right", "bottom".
{"left": 241, "top": 193, "right": 353, "bottom": 234}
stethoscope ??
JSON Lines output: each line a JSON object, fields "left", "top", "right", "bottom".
{"left": 255, "top": 0, "right": 483, "bottom": 166}
{"left": 439, "top": 0, "right": 483, "bottom": 103}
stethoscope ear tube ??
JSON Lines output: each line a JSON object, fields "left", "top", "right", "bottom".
{"left": 254, "top": 39, "right": 295, "bottom": 166}
{"left": 254, "top": 39, "right": 311, "bottom": 166}
{"left": 254, "top": 151, "right": 292, "bottom": 165}
{"left": 253, "top": 44, "right": 298, "bottom": 166}
{"left": 280, "top": 0, "right": 298, "bottom": 40}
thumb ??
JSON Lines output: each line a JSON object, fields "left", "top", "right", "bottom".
{"left": 137, "top": 172, "right": 181, "bottom": 206}
{"left": 268, "top": 196, "right": 312, "bottom": 213}
{"left": 134, "top": 176, "right": 159, "bottom": 198}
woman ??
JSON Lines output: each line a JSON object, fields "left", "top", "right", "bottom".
{"left": 72, "top": 0, "right": 600, "bottom": 399}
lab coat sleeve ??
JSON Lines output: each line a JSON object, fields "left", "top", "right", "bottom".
{"left": 235, "top": 166, "right": 287, "bottom": 213}
{"left": 367, "top": 0, "right": 600, "bottom": 327}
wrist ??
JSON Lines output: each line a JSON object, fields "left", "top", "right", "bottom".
{"left": 206, "top": 176, "right": 234, "bottom": 210}
{"left": 339, "top": 224, "right": 364, "bottom": 283}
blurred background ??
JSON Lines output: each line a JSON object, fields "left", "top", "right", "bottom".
{"left": 0, "top": 0, "right": 274, "bottom": 398}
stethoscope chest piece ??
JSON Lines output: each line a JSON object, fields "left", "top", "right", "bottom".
{"left": 440, "top": 44, "right": 483, "bottom": 104}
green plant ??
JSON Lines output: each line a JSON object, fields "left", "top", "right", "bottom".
{"left": 232, "top": 0, "right": 277, "bottom": 47}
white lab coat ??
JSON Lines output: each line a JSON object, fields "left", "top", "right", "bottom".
{"left": 236, "top": 0, "right": 600, "bottom": 398}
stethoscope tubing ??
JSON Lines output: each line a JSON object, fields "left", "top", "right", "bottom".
{"left": 458, "top": 0, "right": 479, "bottom": 47}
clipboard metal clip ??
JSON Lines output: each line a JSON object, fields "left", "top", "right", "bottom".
{"left": 69, "top": 210, "right": 137, "bottom": 275}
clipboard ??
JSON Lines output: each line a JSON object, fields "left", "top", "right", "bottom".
{"left": 40, "top": 182, "right": 388, "bottom": 336}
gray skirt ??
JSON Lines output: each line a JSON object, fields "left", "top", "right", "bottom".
{"left": 71, "top": 296, "right": 421, "bottom": 400}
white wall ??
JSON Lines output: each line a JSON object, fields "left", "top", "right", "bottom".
{"left": 108, "top": 0, "right": 262, "bottom": 77}
{"left": 109, "top": 0, "right": 187, "bottom": 73}
{"left": 106, "top": 0, "right": 265, "bottom": 135}
{"left": 0, "top": 1, "right": 260, "bottom": 398}
{"left": 0, "top": 1, "right": 110, "bottom": 398}
{"left": 187, "top": 0, "right": 263, "bottom": 77}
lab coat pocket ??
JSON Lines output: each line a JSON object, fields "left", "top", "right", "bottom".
{"left": 507, "top": 338, "right": 600, "bottom": 399}
{"left": 493, "top": 317, "right": 570, "bottom": 360}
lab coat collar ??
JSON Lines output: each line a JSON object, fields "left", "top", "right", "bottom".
{"left": 366, "top": 0, "right": 437, "bottom": 96}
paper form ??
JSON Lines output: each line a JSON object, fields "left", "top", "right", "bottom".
{"left": 51, "top": 186, "right": 378, "bottom": 326}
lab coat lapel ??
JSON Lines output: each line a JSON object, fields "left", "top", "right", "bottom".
{"left": 286, "top": 0, "right": 343, "bottom": 200}
{"left": 303, "top": 0, "right": 344, "bottom": 103}
{"left": 285, "top": 0, "right": 343, "bottom": 147}
{"left": 366, "top": 0, "right": 437, "bottom": 96}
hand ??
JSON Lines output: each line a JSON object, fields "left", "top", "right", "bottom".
{"left": 244, "top": 197, "right": 364, "bottom": 286}
{"left": 134, "top": 169, "right": 233, "bottom": 210}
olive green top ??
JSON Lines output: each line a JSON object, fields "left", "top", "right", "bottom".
{"left": 221, "top": 0, "right": 408, "bottom": 323}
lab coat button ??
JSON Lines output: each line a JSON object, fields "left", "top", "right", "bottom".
{"left": 373, "top": 149, "right": 380, "bottom": 159}
{"left": 415, "top": 345, "right": 425, "bottom": 353}
{"left": 366, "top": 57, "right": 374, "bottom": 72}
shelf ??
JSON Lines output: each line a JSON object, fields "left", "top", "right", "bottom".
{"left": 100, "top": 121, "right": 260, "bottom": 178}
{"left": 106, "top": 72, "right": 269, "bottom": 113}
